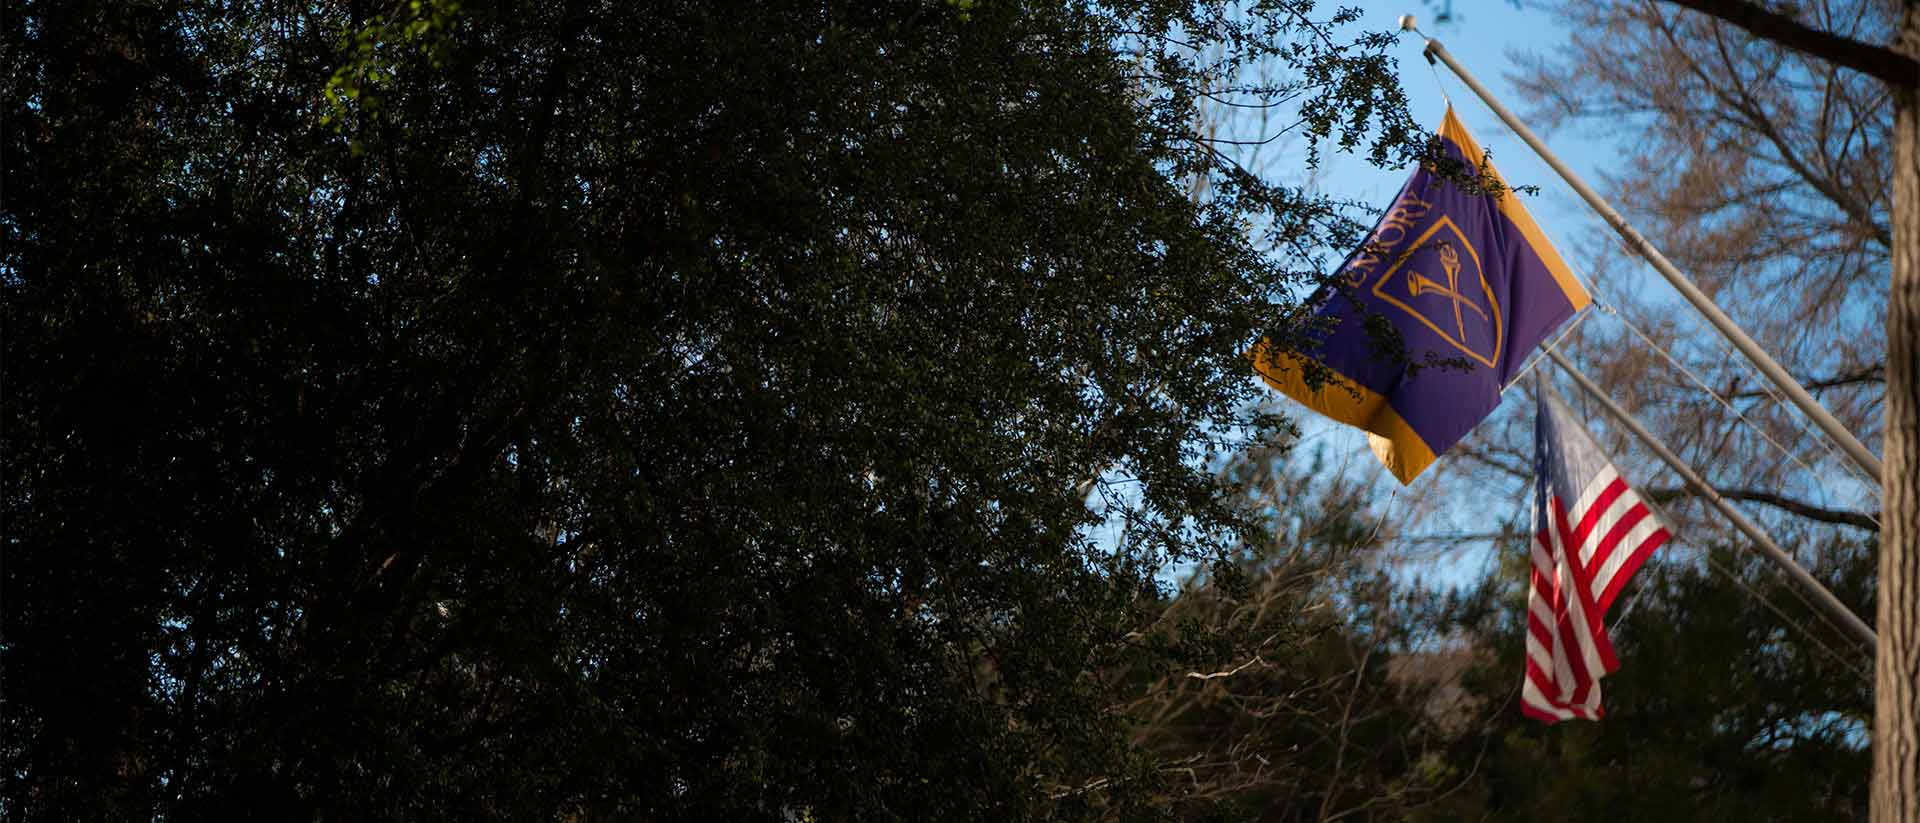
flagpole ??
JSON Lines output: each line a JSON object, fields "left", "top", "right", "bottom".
{"left": 1413, "top": 28, "right": 1886, "bottom": 486}
{"left": 1543, "top": 347, "right": 1878, "bottom": 650}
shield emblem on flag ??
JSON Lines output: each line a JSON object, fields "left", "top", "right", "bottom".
{"left": 1368, "top": 218, "right": 1503, "bottom": 369}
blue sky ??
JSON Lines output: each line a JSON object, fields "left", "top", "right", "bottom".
{"left": 1322, "top": 1, "right": 1616, "bottom": 253}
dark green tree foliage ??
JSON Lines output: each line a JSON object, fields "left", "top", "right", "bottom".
{"left": 1415, "top": 537, "right": 1875, "bottom": 821}
{"left": 3, "top": 1, "right": 1415, "bottom": 819}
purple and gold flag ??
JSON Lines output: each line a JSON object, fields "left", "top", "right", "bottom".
{"left": 1252, "top": 108, "right": 1590, "bottom": 483}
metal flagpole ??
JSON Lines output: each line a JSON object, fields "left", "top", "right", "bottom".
{"left": 1544, "top": 347, "right": 1878, "bottom": 650}
{"left": 1410, "top": 26, "right": 1886, "bottom": 485}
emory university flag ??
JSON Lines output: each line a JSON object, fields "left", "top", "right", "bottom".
{"left": 1252, "top": 108, "right": 1590, "bottom": 483}
{"left": 1522, "top": 382, "right": 1671, "bottom": 723}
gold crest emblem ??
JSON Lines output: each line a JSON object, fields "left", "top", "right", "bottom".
{"left": 1368, "top": 216, "right": 1503, "bottom": 368}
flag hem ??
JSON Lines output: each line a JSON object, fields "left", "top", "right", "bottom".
{"left": 1248, "top": 343, "right": 1438, "bottom": 483}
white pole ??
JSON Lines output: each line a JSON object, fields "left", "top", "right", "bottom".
{"left": 1414, "top": 31, "right": 1886, "bottom": 485}
{"left": 1546, "top": 347, "right": 1878, "bottom": 650}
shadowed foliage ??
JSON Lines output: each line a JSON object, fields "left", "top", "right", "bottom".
{"left": 3, "top": 1, "right": 1420, "bottom": 819}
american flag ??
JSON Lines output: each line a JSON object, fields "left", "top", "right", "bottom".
{"left": 1521, "top": 383, "right": 1671, "bottom": 723}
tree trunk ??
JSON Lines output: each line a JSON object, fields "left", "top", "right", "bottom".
{"left": 1875, "top": 6, "right": 1920, "bottom": 821}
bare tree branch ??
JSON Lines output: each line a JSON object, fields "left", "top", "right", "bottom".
{"left": 1729, "top": 365, "right": 1885, "bottom": 398}
{"left": 1453, "top": 443, "right": 1531, "bottom": 482}
{"left": 1647, "top": 485, "right": 1880, "bottom": 531}
{"left": 1657, "top": 0, "right": 1920, "bottom": 88}
{"left": 1186, "top": 655, "right": 1270, "bottom": 681}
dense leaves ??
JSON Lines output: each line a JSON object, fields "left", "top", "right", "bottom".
{"left": 3, "top": 1, "right": 1416, "bottom": 820}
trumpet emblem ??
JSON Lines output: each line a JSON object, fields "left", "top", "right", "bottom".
{"left": 1406, "top": 242, "right": 1488, "bottom": 343}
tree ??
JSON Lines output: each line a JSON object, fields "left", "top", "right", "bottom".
{"left": 1410, "top": 531, "right": 1878, "bottom": 821}
{"left": 1118, "top": 415, "right": 1882, "bottom": 822}
{"left": 1495, "top": 0, "right": 1892, "bottom": 536}
{"left": 1112, "top": 401, "right": 1883, "bottom": 821}
{"left": 1117, "top": 435, "right": 1467, "bottom": 822}
{"left": 1492, "top": 0, "right": 1918, "bottom": 815}
{"left": 2, "top": 1, "right": 1420, "bottom": 819}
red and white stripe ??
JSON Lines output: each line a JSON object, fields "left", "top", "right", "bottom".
{"left": 1520, "top": 465, "right": 1669, "bottom": 723}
